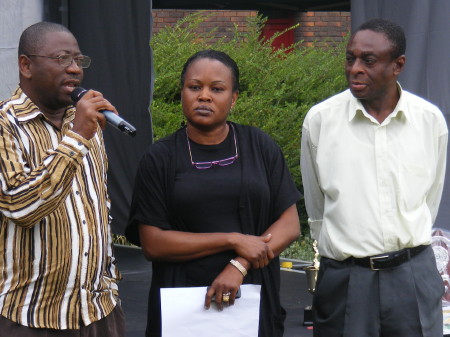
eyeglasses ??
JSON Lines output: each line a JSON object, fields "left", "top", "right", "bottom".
{"left": 26, "top": 54, "right": 91, "bottom": 68}
{"left": 186, "top": 124, "right": 239, "bottom": 170}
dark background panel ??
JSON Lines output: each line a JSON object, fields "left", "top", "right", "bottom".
{"left": 152, "top": 0, "right": 350, "bottom": 11}
{"left": 48, "top": 0, "right": 154, "bottom": 234}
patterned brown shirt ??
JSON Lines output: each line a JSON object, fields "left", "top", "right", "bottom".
{"left": 0, "top": 87, "right": 121, "bottom": 329}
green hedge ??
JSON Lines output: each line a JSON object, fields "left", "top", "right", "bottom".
{"left": 150, "top": 12, "right": 348, "bottom": 259}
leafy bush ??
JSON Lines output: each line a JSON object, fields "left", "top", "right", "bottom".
{"left": 150, "top": 12, "right": 348, "bottom": 259}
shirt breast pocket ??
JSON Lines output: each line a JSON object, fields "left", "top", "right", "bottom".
{"left": 399, "top": 161, "right": 431, "bottom": 211}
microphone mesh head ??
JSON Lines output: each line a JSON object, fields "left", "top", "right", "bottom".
{"left": 71, "top": 87, "right": 87, "bottom": 102}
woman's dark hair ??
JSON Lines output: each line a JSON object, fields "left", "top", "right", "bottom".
{"left": 180, "top": 50, "right": 240, "bottom": 92}
{"left": 19, "top": 21, "right": 72, "bottom": 56}
{"left": 356, "top": 18, "right": 406, "bottom": 60}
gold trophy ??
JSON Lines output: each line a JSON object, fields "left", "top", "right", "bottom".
{"left": 303, "top": 240, "right": 319, "bottom": 326}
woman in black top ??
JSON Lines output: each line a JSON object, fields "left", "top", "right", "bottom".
{"left": 126, "top": 50, "right": 301, "bottom": 337}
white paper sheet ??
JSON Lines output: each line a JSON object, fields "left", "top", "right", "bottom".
{"left": 161, "top": 284, "right": 261, "bottom": 337}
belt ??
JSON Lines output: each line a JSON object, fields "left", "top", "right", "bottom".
{"left": 350, "top": 245, "right": 428, "bottom": 271}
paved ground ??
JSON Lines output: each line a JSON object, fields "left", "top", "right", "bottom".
{"left": 116, "top": 245, "right": 314, "bottom": 337}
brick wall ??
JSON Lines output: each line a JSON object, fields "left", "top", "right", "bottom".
{"left": 152, "top": 9, "right": 258, "bottom": 42}
{"left": 295, "top": 11, "right": 351, "bottom": 47}
{"left": 152, "top": 9, "right": 350, "bottom": 47}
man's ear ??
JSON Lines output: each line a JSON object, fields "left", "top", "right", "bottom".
{"left": 393, "top": 55, "right": 406, "bottom": 76}
{"left": 19, "top": 55, "right": 32, "bottom": 79}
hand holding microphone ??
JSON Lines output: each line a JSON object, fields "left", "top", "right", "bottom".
{"left": 71, "top": 87, "right": 136, "bottom": 137}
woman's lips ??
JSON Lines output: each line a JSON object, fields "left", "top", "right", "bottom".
{"left": 194, "top": 106, "right": 213, "bottom": 114}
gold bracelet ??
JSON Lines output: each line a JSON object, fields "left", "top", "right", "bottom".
{"left": 230, "top": 259, "right": 247, "bottom": 277}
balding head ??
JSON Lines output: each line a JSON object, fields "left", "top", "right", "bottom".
{"left": 18, "top": 22, "right": 72, "bottom": 57}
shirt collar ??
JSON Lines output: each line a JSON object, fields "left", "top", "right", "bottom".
{"left": 348, "top": 83, "right": 409, "bottom": 124}
{"left": 12, "top": 86, "right": 75, "bottom": 123}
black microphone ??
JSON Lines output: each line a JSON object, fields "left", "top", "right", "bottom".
{"left": 71, "top": 87, "right": 136, "bottom": 137}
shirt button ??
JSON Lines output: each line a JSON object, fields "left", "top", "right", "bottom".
{"left": 69, "top": 151, "right": 75, "bottom": 156}
{"left": 82, "top": 220, "right": 86, "bottom": 224}
{"left": 78, "top": 142, "right": 83, "bottom": 146}
{"left": 75, "top": 191, "right": 80, "bottom": 195}
{"left": 84, "top": 252, "right": 88, "bottom": 256}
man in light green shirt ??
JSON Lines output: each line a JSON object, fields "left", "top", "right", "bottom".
{"left": 301, "top": 18, "right": 447, "bottom": 337}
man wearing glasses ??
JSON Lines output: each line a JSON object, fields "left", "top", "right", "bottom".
{"left": 0, "top": 22, "right": 124, "bottom": 336}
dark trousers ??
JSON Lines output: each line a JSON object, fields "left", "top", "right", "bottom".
{"left": 313, "top": 246, "right": 444, "bottom": 337}
{"left": 0, "top": 304, "right": 125, "bottom": 337}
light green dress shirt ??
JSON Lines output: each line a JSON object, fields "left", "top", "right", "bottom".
{"left": 301, "top": 85, "right": 448, "bottom": 260}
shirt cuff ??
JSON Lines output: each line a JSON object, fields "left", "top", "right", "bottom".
{"left": 55, "top": 130, "right": 91, "bottom": 164}
{"left": 308, "top": 218, "right": 322, "bottom": 241}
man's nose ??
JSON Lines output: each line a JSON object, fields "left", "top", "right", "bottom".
{"left": 66, "top": 58, "right": 82, "bottom": 73}
{"left": 349, "top": 59, "right": 364, "bottom": 75}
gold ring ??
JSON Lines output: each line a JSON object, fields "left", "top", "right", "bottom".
{"left": 222, "top": 292, "right": 231, "bottom": 302}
